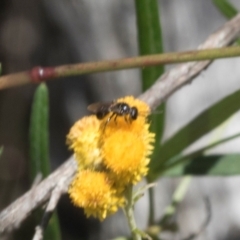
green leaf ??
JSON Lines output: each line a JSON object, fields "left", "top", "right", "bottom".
{"left": 212, "top": 0, "right": 238, "bottom": 19}
{"left": 212, "top": 0, "right": 240, "bottom": 44}
{"left": 29, "top": 83, "right": 50, "bottom": 179}
{"left": 148, "top": 88, "right": 240, "bottom": 179}
{"left": 0, "top": 146, "right": 3, "bottom": 156}
{"left": 135, "top": 0, "right": 165, "bottom": 173}
{"left": 135, "top": 0, "right": 164, "bottom": 86}
{"left": 165, "top": 129, "right": 240, "bottom": 166}
{"left": 29, "top": 83, "right": 61, "bottom": 239}
{"left": 135, "top": 0, "right": 165, "bottom": 225}
{"left": 44, "top": 212, "right": 61, "bottom": 240}
{"left": 163, "top": 154, "right": 240, "bottom": 176}
{"left": 160, "top": 131, "right": 240, "bottom": 176}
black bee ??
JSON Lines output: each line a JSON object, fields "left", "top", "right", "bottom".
{"left": 87, "top": 101, "right": 138, "bottom": 124}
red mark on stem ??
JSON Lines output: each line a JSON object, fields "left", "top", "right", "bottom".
{"left": 30, "top": 66, "right": 56, "bottom": 83}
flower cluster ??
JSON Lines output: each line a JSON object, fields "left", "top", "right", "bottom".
{"left": 67, "top": 96, "right": 155, "bottom": 220}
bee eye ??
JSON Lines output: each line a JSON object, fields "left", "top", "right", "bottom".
{"left": 130, "top": 107, "right": 138, "bottom": 120}
{"left": 122, "top": 104, "right": 129, "bottom": 113}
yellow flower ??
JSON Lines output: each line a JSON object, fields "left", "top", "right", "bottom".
{"left": 67, "top": 95, "right": 155, "bottom": 220}
{"left": 101, "top": 96, "right": 155, "bottom": 187}
{"left": 102, "top": 123, "right": 155, "bottom": 187}
{"left": 68, "top": 170, "right": 124, "bottom": 221}
{"left": 66, "top": 116, "right": 102, "bottom": 170}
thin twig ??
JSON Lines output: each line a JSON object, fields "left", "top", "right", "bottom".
{"left": 1, "top": 14, "right": 240, "bottom": 233}
{"left": 182, "top": 197, "right": 211, "bottom": 240}
{"left": 0, "top": 47, "right": 240, "bottom": 90}
{"left": 32, "top": 181, "right": 64, "bottom": 240}
{"left": 160, "top": 176, "right": 192, "bottom": 226}
{"left": 0, "top": 14, "right": 240, "bottom": 90}
{"left": 32, "top": 226, "right": 42, "bottom": 240}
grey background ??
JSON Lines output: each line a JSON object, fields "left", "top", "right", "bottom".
{"left": 1, "top": 0, "right": 240, "bottom": 239}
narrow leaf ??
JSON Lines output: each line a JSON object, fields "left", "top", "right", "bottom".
{"left": 135, "top": 0, "right": 165, "bottom": 176}
{"left": 212, "top": 0, "right": 238, "bottom": 19}
{"left": 29, "top": 83, "right": 50, "bottom": 179}
{"left": 135, "top": 0, "right": 165, "bottom": 225}
{"left": 29, "top": 83, "right": 61, "bottom": 239}
{"left": 163, "top": 154, "right": 240, "bottom": 176}
{"left": 148, "top": 88, "right": 240, "bottom": 179}
{"left": 0, "top": 146, "right": 3, "bottom": 157}
{"left": 135, "top": 0, "right": 164, "bottom": 86}
{"left": 162, "top": 132, "right": 240, "bottom": 176}
{"left": 212, "top": 0, "right": 240, "bottom": 44}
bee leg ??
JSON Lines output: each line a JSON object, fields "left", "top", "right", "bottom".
{"left": 128, "top": 115, "right": 132, "bottom": 124}
{"left": 106, "top": 112, "right": 115, "bottom": 125}
{"left": 102, "top": 113, "right": 113, "bottom": 131}
{"left": 124, "top": 115, "right": 129, "bottom": 123}
{"left": 113, "top": 114, "right": 118, "bottom": 125}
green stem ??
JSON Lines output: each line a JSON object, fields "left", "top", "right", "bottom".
{"left": 123, "top": 185, "right": 141, "bottom": 240}
{"left": 161, "top": 176, "right": 191, "bottom": 222}
{"left": 1, "top": 46, "right": 240, "bottom": 90}
{"left": 148, "top": 186, "right": 155, "bottom": 226}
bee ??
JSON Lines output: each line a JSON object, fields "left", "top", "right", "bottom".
{"left": 87, "top": 101, "right": 138, "bottom": 124}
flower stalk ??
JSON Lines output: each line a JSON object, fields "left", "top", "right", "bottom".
{"left": 123, "top": 185, "right": 141, "bottom": 240}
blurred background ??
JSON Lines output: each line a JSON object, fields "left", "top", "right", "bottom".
{"left": 1, "top": 0, "right": 240, "bottom": 239}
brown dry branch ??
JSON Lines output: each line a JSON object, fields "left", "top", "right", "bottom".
{"left": 1, "top": 13, "right": 240, "bottom": 234}
{"left": 0, "top": 157, "right": 77, "bottom": 233}
{"left": 32, "top": 226, "right": 43, "bottom": 240}
{"left": 32, "top": 177, "right": 66, "bottom": 240}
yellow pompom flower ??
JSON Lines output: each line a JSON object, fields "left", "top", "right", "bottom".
{"left": 69, "top": 170, "right": 124, "bottom": 221}
{"left": 67, "top": 95, "right": 155, "bottom": 220}
{"left": 102, "top": 124, "right": 155, "bottom": 187}
{"left": 100, "top": 96, "right": 155, "bottom": 187}
{"left": 66, "top": 116, "right": 102, "bottom": 170}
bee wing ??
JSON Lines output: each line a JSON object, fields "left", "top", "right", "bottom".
{"left": 87, "top": 102, "right": 112, "bottom": 113}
